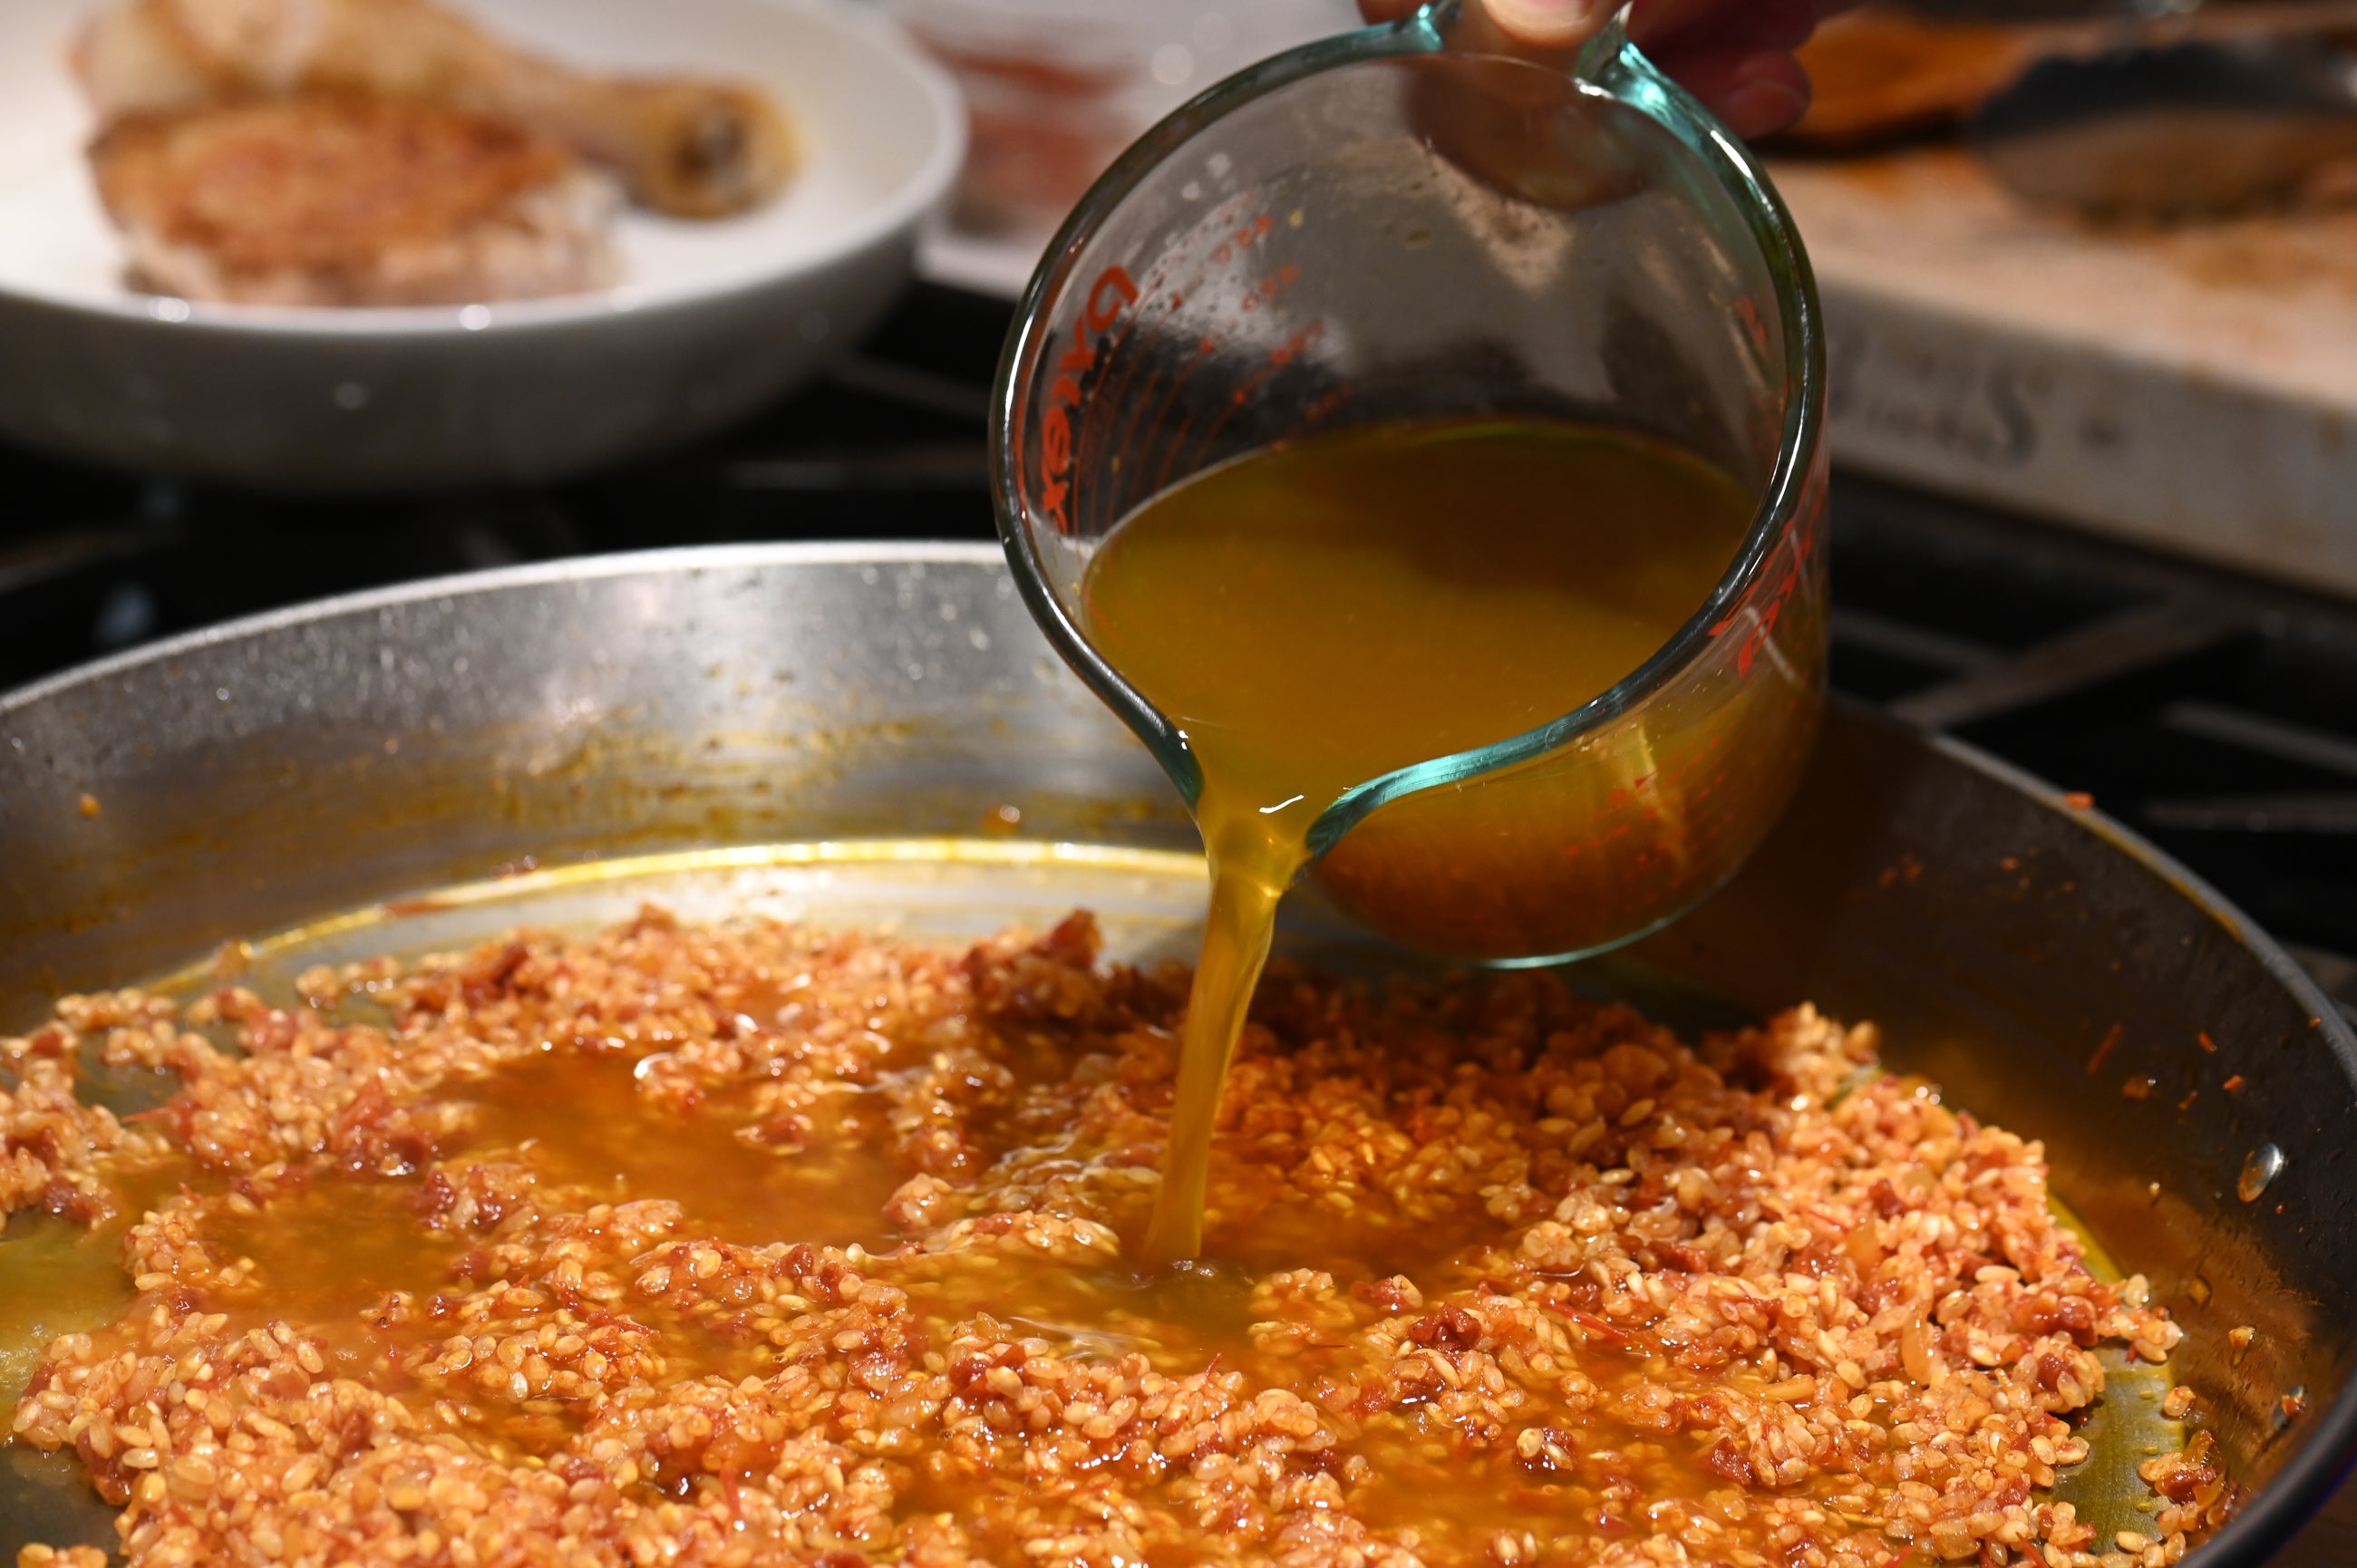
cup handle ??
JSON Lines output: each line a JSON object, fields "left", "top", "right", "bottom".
{"left": 1411, "top": 0, "right": 1765, "bottom": 168}
{"left": 1409, "top": 0, "right": 1636, "bottom": 84}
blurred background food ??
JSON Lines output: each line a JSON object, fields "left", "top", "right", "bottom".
{"left": 0, "top": 0, "right": 959, "bottom": 483}
{"left": 884, "top": 0, "right": 1144, "bottom": 233}
{"left": 72, "top": 0, "right": 797, "bottom": 305}
{"left": 1730, "top": 0, "right": 2357, "bottom": 599}
{"left": 90, "top": 94, "right": 623, "bottom": 307}
{"left": 1780, "top": 0, "right": 2357, "bottom": 217}
{"left": 889, "top": 0, "right": 1358, "bottom": 291}
{"left": 1777, "top": 8, "right": 2045, "bottom": 150}
{"left": 77, "top": 0, "right": 799, "bottom": 218}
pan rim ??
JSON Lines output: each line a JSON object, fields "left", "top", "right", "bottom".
{"left": 0, "top": 541, "right": 993, "bottom": 721}
{"left": 2, "top": 537, "right": 2352, "bottom": 1562}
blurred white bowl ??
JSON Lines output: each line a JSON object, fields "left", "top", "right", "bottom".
{"left": 0, "top": 0, "right": 965, "bottom": 490}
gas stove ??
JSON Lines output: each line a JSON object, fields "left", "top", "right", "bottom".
{"left": 11, "top": 284, "right": 2357, "bottom": 1021}
{"left": 11, "top": 283, "right": 2357, "bottom": 1002}
{"left": 8, "top": 282, "right": 2356, "bottom": 1020}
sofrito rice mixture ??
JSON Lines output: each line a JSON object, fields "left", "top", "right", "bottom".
{"left": 3, "top": 909, "right": 2230, "bottom": 1568}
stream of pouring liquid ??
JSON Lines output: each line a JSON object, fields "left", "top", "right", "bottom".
{"left": 1077, "top": 418, "right": 1754, "bottom": 1263}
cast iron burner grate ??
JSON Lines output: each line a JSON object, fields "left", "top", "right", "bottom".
{"left": 4, "top": 284, "right": 2355, "bottom": 1021}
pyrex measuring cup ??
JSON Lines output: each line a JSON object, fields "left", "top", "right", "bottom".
{"left": 991, "top": 0, "right": 1829, "bottom": 965}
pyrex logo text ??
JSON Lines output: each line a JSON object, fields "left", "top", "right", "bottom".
{"left": 1040, "top": 265, "right": 1138, "bottom": 535}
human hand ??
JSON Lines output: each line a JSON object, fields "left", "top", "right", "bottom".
{"left": 1357, "top": 0, "right": 1841, "bottom": 140}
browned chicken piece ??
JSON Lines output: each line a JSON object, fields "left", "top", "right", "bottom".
{"left": 1782, "top": 4, "right": 2357, "bottom": 156}
{"left": 1780, "top": 9, "right": 2040, "bottom": 152}
{"left": 74, "top": 0, "right": 795, "bottom": 218}
{"left": 92, "top": 94, "right": 621, "bottom": 305}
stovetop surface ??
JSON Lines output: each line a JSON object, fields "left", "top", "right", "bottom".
{"left": 6, "top": 283, "right": 2357, "bottom": 1017}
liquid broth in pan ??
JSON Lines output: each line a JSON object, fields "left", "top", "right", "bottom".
{"left": 0, "top": 846, "right": 2214, "bottom": 1566}
{"left": 1076, "top": 416, "right": 1774, "bottom": 1262}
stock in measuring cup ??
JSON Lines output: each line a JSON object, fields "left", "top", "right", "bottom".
{"left": 992, "top": 0, "right": 1830, "bottom": 966}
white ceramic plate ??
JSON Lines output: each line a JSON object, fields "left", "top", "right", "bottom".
{"left": 0, "top": 0, "right": 965, "bottom": 489}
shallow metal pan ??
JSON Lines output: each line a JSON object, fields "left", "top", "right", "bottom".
{"left": 1, "top": 542, "right": 2352, "bottom": 1562}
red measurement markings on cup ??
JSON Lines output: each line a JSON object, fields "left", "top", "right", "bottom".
{"left": 1222, "top": 321, "right": 1324, "bottom": 418}
{"left": 1709, "top": 471, "right": 1823, "bottom": 678}
{"left": 1043, "top": 202, "right": 1352, "bottom": 529}
{"left": 1733, "top": 295, "right": 1770, "bottom": 359}
{"left": 1041, "top": 264, "right": 1139, "bottom": 535}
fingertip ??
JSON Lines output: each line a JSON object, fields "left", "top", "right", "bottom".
{"left": 1712, "top": 53, "right": 1811, "bottom": 139}
{"left": 1477, "top": 0, "right": 1615, "bottom": 50}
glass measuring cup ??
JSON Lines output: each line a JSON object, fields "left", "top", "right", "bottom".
{"left": 991, "top": 0, "right": 1829, "bottom": 965}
